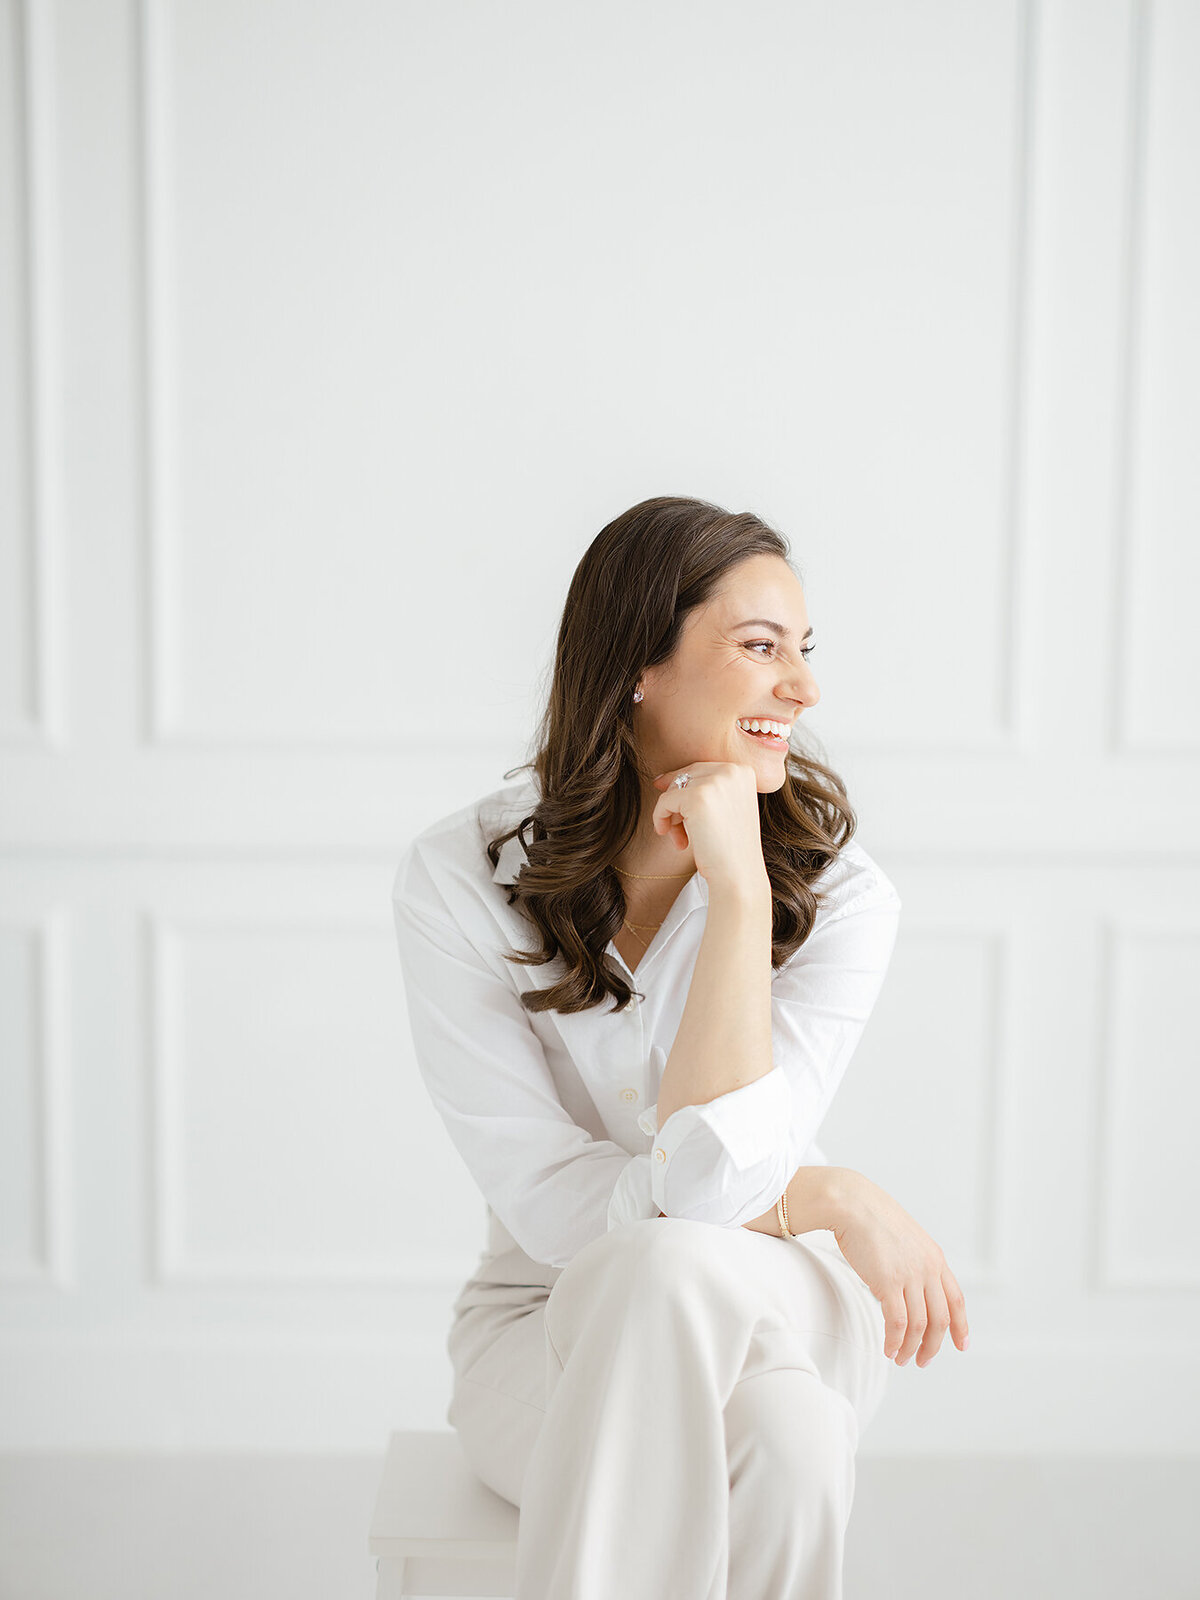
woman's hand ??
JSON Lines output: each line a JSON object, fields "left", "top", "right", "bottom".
{"left": 650, "top": 762, "right": 767, "bottom": 895}
{"left": 830, "top": 1170, "right": 970, "bottom": 1368}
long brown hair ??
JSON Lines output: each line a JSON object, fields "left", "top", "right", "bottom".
{"left": 486, "top": 495, "right": 857, "bottom": 1014}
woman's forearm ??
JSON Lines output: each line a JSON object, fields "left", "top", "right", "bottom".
{"left": 654, "top": 878, "right": 774, "bottom": 1128}
{"left": 650, "top": 875, "right": 849, "bottom": 1238}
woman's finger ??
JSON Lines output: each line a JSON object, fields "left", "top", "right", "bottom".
{"left": 915, "top": 1278, "right": 951, "bottom": 1367}
{"left": 896, "top": 1280, "right": 927, "bottom": 1366}
{"left": 881, "top": 1286, "right": 908, "bottom": 1361}
{"left": 942, "top": 1262, "right": 970, "bottom": 1351}
{"left": 655, "top": 805, "right": 689, "bottom": 848}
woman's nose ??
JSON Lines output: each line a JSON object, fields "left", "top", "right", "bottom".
{"left": 782, "top": 668, "right": 818, "bottom": 712}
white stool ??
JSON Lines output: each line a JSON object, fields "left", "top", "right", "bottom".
{"left": 368, "top": 1429, "right": 519, "bottom": 1598}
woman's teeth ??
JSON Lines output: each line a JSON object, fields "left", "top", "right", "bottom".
{"left": 736, "top": 717, "right": 790, "bottom": 739}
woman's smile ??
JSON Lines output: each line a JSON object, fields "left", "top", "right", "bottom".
{"left": 734, "top": 719, "right": 791, "bottom": 751}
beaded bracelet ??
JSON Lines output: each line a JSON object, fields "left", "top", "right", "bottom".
{"left": 776, "top": 1188, "right": 795, "bottom": 1238}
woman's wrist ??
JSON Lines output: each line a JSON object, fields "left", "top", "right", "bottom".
{"left": 742, "top": 1164, "right": 853, "bottom": 1237}
{"left": 784, "top": 1164, "right": 850, "bottom": 1234}
{"left": 704, "top": 870, "right": 772, "bottom": 914}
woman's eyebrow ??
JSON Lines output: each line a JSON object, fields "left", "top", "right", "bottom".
{"left": 733, "top": 617, "right": 814, "bottom": 641}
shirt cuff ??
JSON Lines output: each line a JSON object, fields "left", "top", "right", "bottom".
{"left": 640, "top": 1065, "right": 793, "bottom": 1218}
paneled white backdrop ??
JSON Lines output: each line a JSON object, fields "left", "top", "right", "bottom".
{"left": 1, "top": 0, "right": 1197, "bottom": 1458}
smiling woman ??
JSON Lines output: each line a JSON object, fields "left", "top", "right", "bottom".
{"left": 484, "top": 496, "right": 850, "bottom": 1016}
{"left": 390, "top": 492, "right": 935, "bottom": 1596}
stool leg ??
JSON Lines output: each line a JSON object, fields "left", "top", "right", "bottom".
{"left": 375, "top": 1554, "right": 410, "bottom": 1598}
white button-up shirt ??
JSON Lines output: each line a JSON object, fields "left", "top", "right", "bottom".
{"left": 391, "top": 774, "right": 901, "bottom": 1270}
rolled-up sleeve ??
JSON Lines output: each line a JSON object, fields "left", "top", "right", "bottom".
{"left": 641, "top": 879, "right": 902, "bottom": 1229}
{"left": 392, "top": 876, "right": 659, "bottom": 1269}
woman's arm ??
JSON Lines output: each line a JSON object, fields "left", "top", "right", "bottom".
{"left": 394, "top": 873, "right": 670, "bottom": 1267}
{"left": 642, "top": 765, "right": 902, "bottom": 1229}
{"left": 654, "top": 877, "right": 775, "bottom": 1126}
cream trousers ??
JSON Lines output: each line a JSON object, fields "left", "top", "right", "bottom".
{"left": 445, "top": 1212, "right": 892, "bottom": 1600}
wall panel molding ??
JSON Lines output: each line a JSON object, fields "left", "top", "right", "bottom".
{"left": 1, "top": 0, "right": 65, "bottom": 749}
{"left": 0, "top": 909, "right": 71, "bottom": 1289}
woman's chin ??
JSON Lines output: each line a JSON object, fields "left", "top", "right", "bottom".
{"left": 746, "top": 753, "right": 790, "bottom": 791}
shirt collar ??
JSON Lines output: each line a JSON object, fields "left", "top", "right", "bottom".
{"left": 491, "top": 829, "right": 529, "bottom": 884}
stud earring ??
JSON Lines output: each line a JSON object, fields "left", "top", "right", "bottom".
{"left": 633, "top": 686, "right": 643, "bottom": 702}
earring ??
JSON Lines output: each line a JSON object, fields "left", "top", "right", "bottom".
{"left": 633, "top": 686, "right": 643, "bottom": 702}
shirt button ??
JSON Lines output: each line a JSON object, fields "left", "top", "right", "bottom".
{"left": 620, "top": 1087, "right": 638, "bottom": 1102}
{"left": 654, "top": 1147, "right": 666, "bottom": 1163}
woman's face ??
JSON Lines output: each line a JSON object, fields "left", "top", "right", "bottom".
{"left": 634, "top": 553, "right": 819, "bottom": 794}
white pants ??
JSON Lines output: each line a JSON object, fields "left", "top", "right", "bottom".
{"left": 446, "top": 1211, "right": 892, "bottom": 1600}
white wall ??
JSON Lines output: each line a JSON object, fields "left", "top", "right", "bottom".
{"left": 1, "top": 0, "right": 1197, "bottom": 1456}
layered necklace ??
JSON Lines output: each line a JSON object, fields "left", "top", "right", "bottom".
{"left": 613, "top": 863, "right": 696, "bottom": 950}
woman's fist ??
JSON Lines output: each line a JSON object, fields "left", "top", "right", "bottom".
{"left": 650, "top": 761, "right": 768, "bottom": 896}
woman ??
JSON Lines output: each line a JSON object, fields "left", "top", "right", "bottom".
{"left": 391, "top": 496, "right": 969, "bottom": 1600}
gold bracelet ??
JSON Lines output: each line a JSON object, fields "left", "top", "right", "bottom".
{"left": 776, "top": 1188, "right": 795, "bottom": 1238}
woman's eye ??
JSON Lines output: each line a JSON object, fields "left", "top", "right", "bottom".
{"left": 745, "top": 640, "right": 816, "bottom": 660}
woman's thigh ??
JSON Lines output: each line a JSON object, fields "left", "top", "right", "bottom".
{"left": 446, "top": 1223, "right": 891, "bottom": 1506}
{"left": 542, "top": 1218, "right": 890, "bottom": 1436}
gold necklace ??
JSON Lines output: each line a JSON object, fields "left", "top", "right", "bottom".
{"left": 612, "top": 863, "right": 696, "bottom": 944}
{"left": 613, "top": 866, "right": 694, "bottom": 878}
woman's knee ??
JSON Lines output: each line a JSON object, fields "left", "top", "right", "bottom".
{"left": 725, "top": 1367, "right": 858, "bottom": 1501}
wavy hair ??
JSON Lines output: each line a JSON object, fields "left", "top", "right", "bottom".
{"left": 486, "top": 495, "right": 858, "bottom": 1014}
